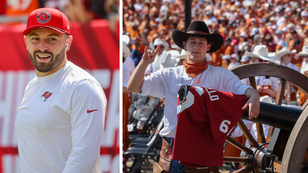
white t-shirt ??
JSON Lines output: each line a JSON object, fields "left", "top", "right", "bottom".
{"left": 123, "top": 64, "right": 130, "bottom": 87}
{"left": 16, "top": 61, "right": 107, "bottom": 173}
{"left": 282, "top": 62, "right": 300, "bottom": 72}
{"left": 140, "top": 65, "right": 250, "bottom": 137}
{"left": 124, "top": 56, "right": 135, "bottom": 75}
{"left": 228, "top": 62, "right": 241, "bottom": 69}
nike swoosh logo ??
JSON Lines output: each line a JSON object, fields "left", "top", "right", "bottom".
{"left": 87, "top": 109, "right": 98, "bottom": 113}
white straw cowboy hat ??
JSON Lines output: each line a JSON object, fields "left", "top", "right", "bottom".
{"left": 123, "top": 44, "right": 131, "bottom": 58}
{"left": 246, "top": 45, "right": 275, "bottom": 62}
{"left": 176, "top": 49, "right": 188, "bottom": 59}
{"left": 231, "top": 53, "right": 239, "bottom": 60}
{"left": 205, "top": 53, "right": 212, "bottom": 61}
{"left": 172, "top": 20, "right": 223, "bottom": 53}
{"left": 161, "top": 50, "right": 178, "bottom": 68}
{"left": 298, "top": 46, "right": 308, "bottom": 56}
{"left": 241, "top": 55, "right": 250, "bottom": 62}
{"left": 151, "top": 38, "right": 169, "bottom": 50}
{"left": 273, "top": 47, "right": 296, "bottom": 64}
{"left": 222, "top": 54, "right": 231, "bottom": 60}
{"left": 123, "top": 35, "right": 130, "bottom": 45}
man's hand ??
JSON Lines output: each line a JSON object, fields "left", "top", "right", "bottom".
{"left": 256, "top": 85, "right": 264, "bottom": 93}
{"left": 243, "top": 88, "right": 260, "bottom": 120}
{"left": 143, "top": 45, "right": 160, "bottom": 64}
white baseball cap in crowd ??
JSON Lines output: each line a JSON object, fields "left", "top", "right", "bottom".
{"left": 271, "top": 25, "right": 278, "bottom": 30}
{"left": 282, "top": 27, "right": 289, "bottom": 32}
{"left": 123, "top": 35, "right": 130, "bottom": 45}
{"left": 231, "top": 53, "right": 239, "bottom": 60}
{"left": 239, "top": 32, "right": 247, "bottom": 38}
{"left": 275, "top": 30, "right": 283, "bottom": 35}
{"left": 153, "top": 38, "right": 169, "bottom": 50}
{"left": 285, "top": 7, "right": 292, "bottom": 13}
{"left": 123, "top": 45, "right": 131, "bottom": 58}
{"left": 240, "top": 55, "right": 250, "bottom": 62}
{"left": 287, "top": 23, "right": 295, "bottom": 29}
{"left": 300, "top": 20, "right": 306, "bottom": 25}
{"left": 250, "top": 27, "right": 259, "bottom": 36}
{"left": 235, "top": 1, "right": 241, "bottom": 6}
{"left": 259, "top": 18, "right": 265, "bottom": 24}
{"left": 222, "top": 54, "right": 231, "bottom": 60}
{"left": 275, "top": 6, "right": 283, "bottom": 13}
{"left": 246, "top": 45, "right": 275, "bottom": 62}
{"left": 250, "top": 18, "right": 257, "bottom": 22}
{"left": 270, "top": 16, "right": 275, "bottom": 21}
{"left": 301, "top": 11, "right": 308, "bottom": 17}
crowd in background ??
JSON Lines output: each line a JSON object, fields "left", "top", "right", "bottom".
{"left": 123, "top": 0, "right": 308, "bottom": 101}
{"left": 123, "top": 0, "right": 308, "bottom": 65}
{"left": 0, "top": 0, "right": 118, "bottom": 23}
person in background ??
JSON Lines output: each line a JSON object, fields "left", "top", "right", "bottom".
{"left": 299, "top": 63, "right": 308, "bottom": 106}
{"left": 228, "top": 53, "right": 240, "bottom": 69}
{"left": 274, "top": 47, "right": 299, "bottom": 103}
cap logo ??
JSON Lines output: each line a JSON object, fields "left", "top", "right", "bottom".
{"left": 37, "top": 11, "right": 51, "bottom": 24}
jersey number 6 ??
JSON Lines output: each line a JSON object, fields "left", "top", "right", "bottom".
{"left": 219, "top": 120, "right": 231, "bottom": 133}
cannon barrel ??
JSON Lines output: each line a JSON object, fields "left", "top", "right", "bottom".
{"left": 242, "top": 102, "right": 303, "bottom": 131}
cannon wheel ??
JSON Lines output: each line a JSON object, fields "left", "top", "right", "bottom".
{"left": 225, "top": 63, "right": 308, "bottom": 173}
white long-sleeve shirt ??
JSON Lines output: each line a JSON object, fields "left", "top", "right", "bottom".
{"left": 16, "top": 61, "right": 107, "bottom": 173}
{"left": 140, "top": 65, "right": 250, "bottom": 137}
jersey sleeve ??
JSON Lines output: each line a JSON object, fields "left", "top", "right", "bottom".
{"left": 62, "top": 79, "right": 107, "bottom": 173}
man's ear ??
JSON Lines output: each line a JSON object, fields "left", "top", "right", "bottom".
{"left": 65, "top": 35, "right": 73, "bottom": 51}
{"left": 24, "top": 35, "right": 28, "bottom": 50}
{"left": 183, "top": 41, "right": 186, "bottom": 49}
{"left": 207, "top": 44, "right": 212, "bottom": 51}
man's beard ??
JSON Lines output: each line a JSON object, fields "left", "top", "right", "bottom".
{"left": 29, "top": 47, "right": 66, "bottom": 73}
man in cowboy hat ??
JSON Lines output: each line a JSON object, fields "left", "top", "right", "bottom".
{"left": 245, "top": 45, "right": 278, "bottom": 99}
{"left": 297, "top": 46, "right": 308, "bottom": 68}
{"left": 128, "top": 21, "right": 260, "bottom": 172}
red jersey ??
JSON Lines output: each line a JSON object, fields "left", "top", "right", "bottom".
{"left": 172, "top": 86, "right": 247, "bottom": 167}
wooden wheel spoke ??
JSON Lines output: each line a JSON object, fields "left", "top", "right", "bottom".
{"left": 237, "top": 119, "right": 258, "bottom": 147}
{"left": 223, "top": 156, "right": 250, "bottom": 163}
{"left": 226, "top": 136, "right": 253, "bottom": 155}
{"left": 249, "top": 77, "right": 257, "bottom": 90}
{"left": 265, "top": 78, "right": 287, "bottom": 143}
{"left": 301, "top": 99, "right": 308, "bottom": 110}
{"left": 256, "top": 123, "right": 266, "bottom": 143}
{"left": 266, "top": 126, "right": 274, "bottom": 143}
{"left": 275, "top": 78, "right": 286, "bottom": 105}
{"left": 231, "top": 166, "right": 251, "bottom": 173}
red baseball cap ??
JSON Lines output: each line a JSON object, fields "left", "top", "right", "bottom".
{"left": 23, "top": 7, "right": 70, "bottom": 35}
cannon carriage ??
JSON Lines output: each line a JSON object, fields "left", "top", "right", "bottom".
{"left": 219, "top": 63, "right": 308, "bottom": 173}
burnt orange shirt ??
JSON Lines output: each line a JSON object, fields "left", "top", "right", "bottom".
{"left": 299, "top": 91, "right": 307, "bottom": 106}
{"left": 6, "top": 0, "right": 39, "bottom": 16}
{"left": 211, "top": 45, "right": 225, "bottom": 66}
